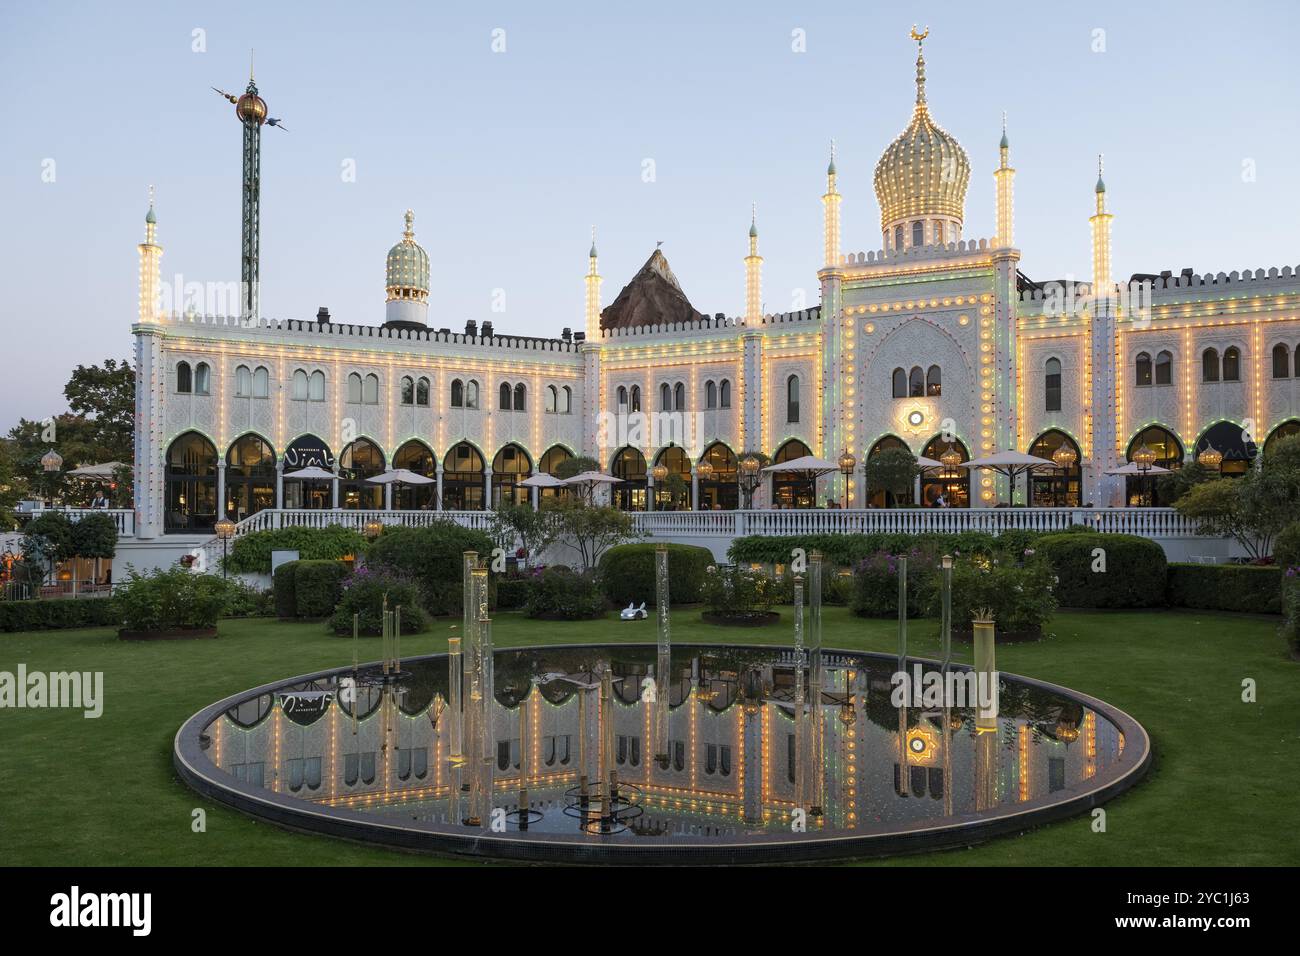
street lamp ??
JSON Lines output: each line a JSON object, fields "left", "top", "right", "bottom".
{"left": 739, "top": 455, "right": 761, "bottom": 509}
{"left": 651, "top": 462, "right": 668, "bottom": 509}
{"left": 41, "top": 448, "right": 63, "bottom": 472}
{"left": 214, "top": 517, "right": 237, "bottom": 579}
{"left": 838, "top": 449, "right": 856, "bottom": 508}
{"left": 1052, "top": 444, "right": 1077, "bottom": 507}
{"left": 363, "top": 518, "right": 385, "bottom": 540}
{"left": 1132, "top": 443, "right": 1157, "bottom": 507}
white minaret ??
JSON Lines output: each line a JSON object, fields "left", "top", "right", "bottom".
{"left": 134, "top": 188, "right": 166, "bottom": 539}
{"left": 821, "top": 140, "right": 841, "bottom": 267}
{"left": 994, "top": 114, "right": 1015, "bottom": 248}
{"left": 745, "top": 204, "right": 762, "bottom": 322}
{"left": 1090, "top": 154, "right": 1113, "bottom": 290}
{"left": 137, "top": 186, "right": 163, "bottom": 323}
{"left": 584, "top": 227, "right": 602, "bottom": 339}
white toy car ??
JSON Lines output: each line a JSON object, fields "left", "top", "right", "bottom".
{"left": 620, "top": 601, "right": 648, "bottom": 621}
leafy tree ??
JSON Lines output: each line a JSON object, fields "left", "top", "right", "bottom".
{"left": 488, "top": 503, "right": 563, "bottom": 567}
{"left": 69, "top": 512, "right": 119, "bottom": 559}
{"left": 553, "top": 500, "right": 639, "bottom": 572}
{"left": 659, "top": 472, "right": 689, "bottom": 510}
{"left": 21, "top": 511, "right": 74, "bottom": 581}
{"left": 64, "top": 359, "right": 135, "bottom": 462}
{"left": 1174, "top": 473, "right": 1295, "bottom": 561}
{"left": 864, "top": 447, "right": 920, "bottom": 506}
{"left": 553, "top": 456, "right": 600, "bottom": 479}
{"left": 1155, "top": 460, "right": 1215, "bottom": 505}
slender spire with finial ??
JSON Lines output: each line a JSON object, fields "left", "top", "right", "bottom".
{"left": 749, "top": 202, "right": 758, "bottom": 238}
{"left": 589, "top": 225, "right": 597, "bottom": 259}
{"left": 145, "top": 184, "right": 156, "bottom": 224}
{"left": 403, "top": 208, "right": 415, "bottom": 241}
{"left": 1095, "top": 153, "right": 1106, "bottom": 193}
{"left": 827, "top": 138, "right": 837, "bottom": 177}
{"left": 910, "top": 25, "right": 929, "bottom": 107}
{"left": 1000, "top": 111, "right": 1009, "bottom": 149}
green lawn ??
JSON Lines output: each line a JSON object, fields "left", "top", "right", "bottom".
{"left": 1, "top": 607, "right": 1296, "bottom": 866}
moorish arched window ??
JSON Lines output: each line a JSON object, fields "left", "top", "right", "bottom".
{"left": 1202, "top": 348, "right": 1219, "bottom": 382}
{"left": 194, "top": 362, "right": 211, "bottom": 395}
{"left": 892, "top": 367, "right": 907, "bottom": 399}
{"left": 719, "top": 379, "right": 731, "bottom": 408}
{"left": 252, "top": 366, "right": 269, "bottom": 398}
{"left": 499, "top": 382, "right": 512, "bottom": 410}
{"left": 234, "top": 365, "right": 252, "bottom": 398}
{"left": 450, "top": 378, "right": 464, "bottom": 408}
{"left": 514, "top": 383, "right": 526, "bottom": 411}
{"left": 1136, "top": 352, "right": 1153, "bottom": 387}
{"left": 1155, "top": 350, "right": 1173, "bottom": 386}
{"left": 400, "top": 376, "right": 415, "bottom": 406}
{"left": 1222, "top": 347, "right": 1240, "bottom": 382}
{"left": 291, "top": 369, "right": 308, "bottom": 401}
{"left": 660, "top": 383, "right": 671, "bottom": 411}
{"left": 1045, "top": 357, "right": 1062, "bottom": 412}
{"left": 616, "top": 385, "right": 627, "bottom": 410}
{"left": 308, "top": 370, "right": 325, "bottom": 401}
{"left": 347, "top": 372, "right": 363, "bottom": 404}
{"left": 909, "top": 366, "right": 924, "bottom": 398}
{"left": 705, "top": 380, "right": 717, "bottom": 409}
{"left": 926, "top": 365, "right": 941, "bottom": 396}
{"left": 786, "top": 374, "right": 801, "bottom": 423}
{"left": 1273, "top": 344, "right": 1290, "bottom": 379}
{"left": 176, "top": 361, "right": 192, "bottom": 394}
{"left": 547, "top": 385, "right": 558, "bottom": 413}
{"left": 465, "top": 380, "right": 479, "bottom": 409}
{"left": 674, "top": 382, "right": 685, "bottom": 411}
{"left": 630, "top": 385, "right": 641, "bottom": 412}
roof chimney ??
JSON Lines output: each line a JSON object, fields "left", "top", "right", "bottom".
{"left": 316, "top": 306, "right": 331, "bottom": 323}
{"left": 481, "top": 320, "right": 494, "bottom": 339}
{"left": 561, "top": 327, "right": 572, "bottom": 342}
{"left": 465, "top": 319, "right": 477, "bottom": 337}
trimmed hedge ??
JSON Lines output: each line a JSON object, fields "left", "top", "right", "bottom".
{"left": 1167, "top": 563, "right": 1283, "bottom": 614}
{"left": 727, "top": 531, "right": 1033, "bottom": 568}
{"left": 364, "top": 523, "right": 494, "bottom": 616}
{"left": 225, "top": 524, "right": 368, "bottom": 575}
{"left": 598, "top": 543, "right": 714, "bottom": 607}
{"left": 1282, "top": 574, "right": 1300, "bottom": 657}
{"left": 525, "top": 567, "right": 606, "bottom": 620}
{"left": 495, "top": 576, "right": 535, "bottom": 611}
{"left": 0, "top": 598, "right": 120, "bottom": 632}
{"left": 274, "top": 562, "right": 299, "bottom": 619}
{"left": 1036, "top": 533, "right": 1167, "bottom": 608}
{"left": 294, "top": 560, "right": 349, "bottom": 618}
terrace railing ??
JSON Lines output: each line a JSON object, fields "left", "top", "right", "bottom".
{"left": 20, "top": 507, "right": 135, "bottom": 537}
{"left": 187, "top": 506, "right": 1201, "bottom": 573}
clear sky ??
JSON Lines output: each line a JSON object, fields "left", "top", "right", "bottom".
{"left": 2, "top": 0, "right": 1297, "bottom": 429}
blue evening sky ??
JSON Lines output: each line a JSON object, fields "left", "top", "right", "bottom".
{"left": 1, "top": 0, "right": 1296, "bottom": 427}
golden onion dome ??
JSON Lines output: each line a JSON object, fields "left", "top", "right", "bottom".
{"left": 385, "top": 210, "right": 430, "bottom": 303}
{"left": 873, "top": 37, "right": 970, "bottom": 233}
{"left": 235, "top": 89, "right": 268, "bottom": 126}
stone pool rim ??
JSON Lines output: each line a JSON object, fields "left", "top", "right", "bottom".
{"left": 173, "top": 642, "right": 1152, "bottom": 865}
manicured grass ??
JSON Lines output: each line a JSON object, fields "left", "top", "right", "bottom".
{"left": 1, "top": 607, "right": 1296, "bottom": 866}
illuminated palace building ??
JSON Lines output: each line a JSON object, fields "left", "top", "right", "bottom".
{"left": 133, "top": 37, "right": 1300, "bottom": 537}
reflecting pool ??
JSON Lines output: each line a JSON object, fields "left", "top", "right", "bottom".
{"left": 177, "top": 644, "right": 1148, "bottom": 863}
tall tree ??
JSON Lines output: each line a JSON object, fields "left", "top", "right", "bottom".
{"left": 64, "top": 358, "right": 135, "bottom": 462}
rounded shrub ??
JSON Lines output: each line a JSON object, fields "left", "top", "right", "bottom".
{"left": 495, "top": 575, "right": 535, "bottom": 611}
{"left": 364, "top": 522, "right": 494, "bottom": 616}
{"left": 226, "top": 524, "right": 369, "bottom": 575}
{"left": 294, "top": 560, "right": 349, "bottom": 618}
{"left": 273, "top": 561, "right": 299, "bottom": 619}
{"left": 525, "top": 567, "right": 606, "bottom": 620}
{"left": 1274, "top": 522, "right": 1300, "bottom": 569}
{"left": 1035, "top": 533, "right": 1167, "bottom": 608}
{"left": 115, "top": 567, "right": 226, "bottom": 632}
{"left": 850, "top": 549, "right": 933, "bottom": 617}
{"left": 329, "top": 565, "right": 426, "bottom": 636}
{"left": 598, "top": 543, "right": 714, "bottom": 607}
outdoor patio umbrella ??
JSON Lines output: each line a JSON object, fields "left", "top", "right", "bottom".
{"left": 67, "top": 461, "right": 129, "bottom": 479}
{"left": 561, "top": 471, "right": 623, "bottom": 504}
{"left": 915, "top": 455, "right": 944, "bottom": 470}
{"left": 366, "top": 468, "right": 435, "bottom": 509}
{"left": 962, "top": 450, "right": 1056, "bottom": 506}
{"left": 1102, "top": 462, "right": 1172, "bottom": 476}
{"left": 761, "top": 455, "right": 841, "bottom": 508}
{"left": 519, "top": 473, "right": 565, "bottom": 488}
{"left": 283, "top": 466, "right": 336, "bottom": 480}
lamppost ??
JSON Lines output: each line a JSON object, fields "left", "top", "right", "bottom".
{"left": 838, "top": 449, "right": 856, "bottom": 509}
{"left": 41, "top": 448, "right": 63, "bottom": 505}
{"left": 739, "top": 455, "right": 761, "bottom": 509}
{"left": 214, "top": 517, "right": 237, "bottom": 579}
{"left": 363, "top": 518, "right": 385, "bottom": 541}
{"left": 938, "top": 444, "right": 962, "bottom": 505}
{"left": 1051, "top": 443, "right": 1078, "bottom": 507}
{"left": 651, "top": 461, "right": 669, "bottom": 510}
{"left": 1132, "top": 443, "right": 1157, "bottom": 506}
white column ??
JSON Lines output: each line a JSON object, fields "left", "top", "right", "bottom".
{"left": 385, "top": 482, "right": 392, "bottom": 511}
{"left": 275, "top": 459, "right": 283, "bottom": 509}
{"left": 484, "top": 466, "right": 493, "bottom": 510}
{"left": 690, "top": 466, "right": 699, "bottom": 511}
{"left": 435, "top": 462, "right": 443, "bottom": 511}
{"left": 331, "top": 467, "right": 339, "bottom": 509}
{"left": 216, "top": 460, "right": 227, "bottom": 520}
{"left": 530, "top": 485, "right": 539, "bottom": 510}
{"left": 646, "top": 475, "right": 655, "bottom": 512}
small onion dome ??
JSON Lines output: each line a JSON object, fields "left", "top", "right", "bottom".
{"left": 145, "top": 203, "right": 156, "bottom": 225}
{"left": 999, "top": 129, "right": 1009, "bottom": 150}
{"left": 873, "top": 45, "right": 970, "bottom": 231}
{"left": 385, "top": 209, "right": 430, "bottom": 303}
{"left": 1096, "top": 172, "right": 1106, "bottom": 194}
{"left": 235, "top": 90, "right": 268, "bottom": 126}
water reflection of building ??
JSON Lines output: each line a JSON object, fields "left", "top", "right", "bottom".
{"left": 205, "top": 657, "right": 1124, "bottom": 833}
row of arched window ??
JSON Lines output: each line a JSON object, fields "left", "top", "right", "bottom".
{"left": 1272, "top": 344, "right": 1300, "bottom": 379}
{"left": 233, "top": 364, "right": 269, "bottom": 399}
{"left": 175, "top": 361, "right": 211, "bottom": 395}
{"left": 615, "top": 379, "right": 738, "bottom": 414}
{"left": 891, "top": 366, "right": 942, "bottom": 399}
{"left": 1133, "top": 347, "right": 1246, "bottom": 386}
